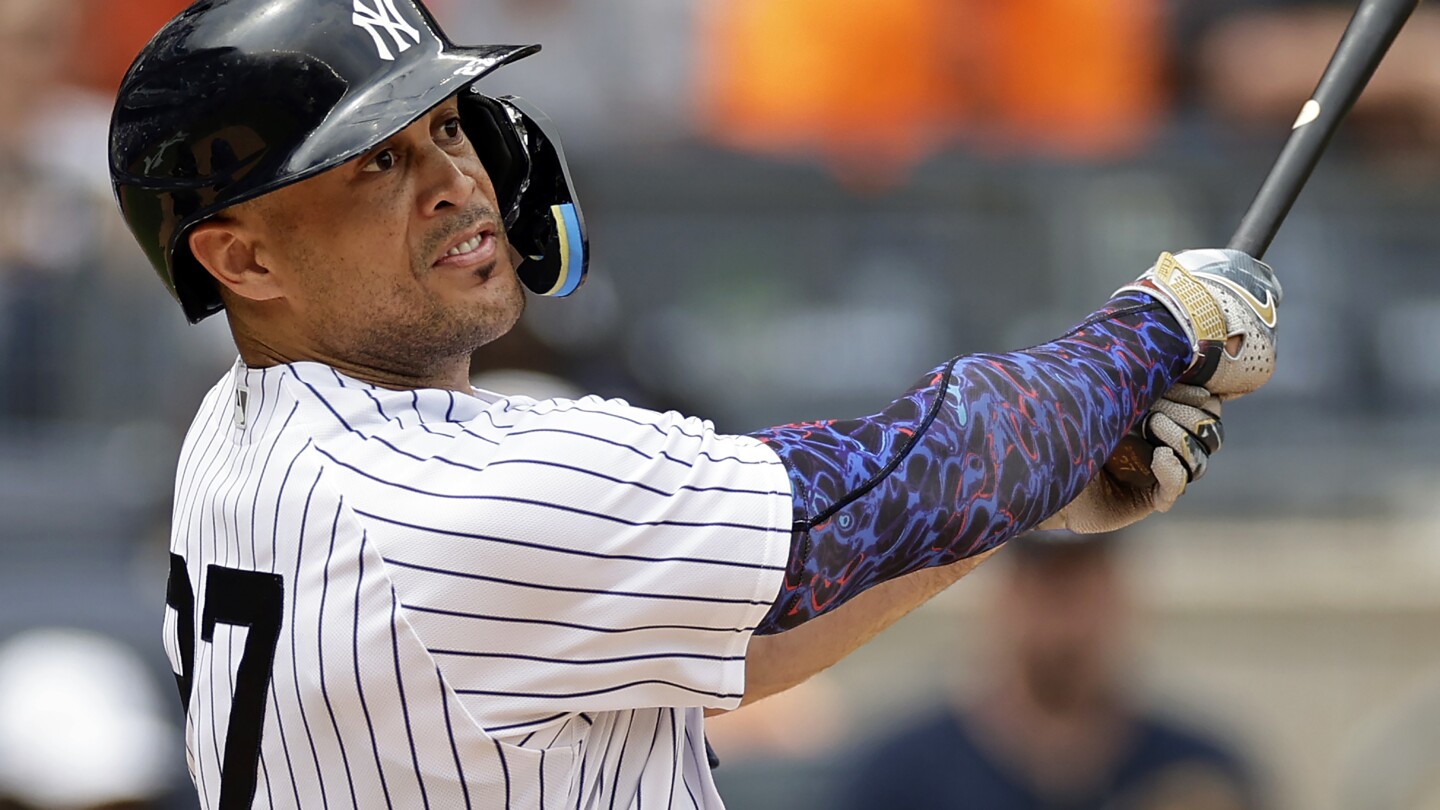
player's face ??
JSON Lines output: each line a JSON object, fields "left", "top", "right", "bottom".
{"left": 243, "top": 98, "right": 524, "bottom": 377}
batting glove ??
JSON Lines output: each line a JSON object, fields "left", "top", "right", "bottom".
{"left": 1119, "top": 248, "right": 1281, "bottom": 399}
{"left": 1040, "top": 384, "right": 1223, "bottom": 534}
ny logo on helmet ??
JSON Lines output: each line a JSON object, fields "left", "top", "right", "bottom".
{"left": 353, "top": 0, "right": 421, "bottom": 61}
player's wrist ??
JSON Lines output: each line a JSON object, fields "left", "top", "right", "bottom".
{"left": 1116, "top": 249, "right": 1282, "bottom": 399}
{"left": 1115, "top": 252, "right": 1225, "bottom": 372}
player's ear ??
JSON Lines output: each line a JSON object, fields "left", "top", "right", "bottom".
{"left": 188, "top": 216, "right": 283, "bottom": 303}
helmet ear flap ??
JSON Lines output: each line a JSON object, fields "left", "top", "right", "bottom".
{"left": 460, "top": 91, "right": 587, "bottom": 298}
{"left": 459, "top": 90, "right": 528, "bottom": 225}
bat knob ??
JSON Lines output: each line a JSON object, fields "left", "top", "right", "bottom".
{"left": 1105, "top": 432, "right": 1156, "bottom": 489}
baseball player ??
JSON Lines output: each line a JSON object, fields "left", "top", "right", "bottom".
{"left": 109, "top": 1, "right": 1281, "bottom": 808}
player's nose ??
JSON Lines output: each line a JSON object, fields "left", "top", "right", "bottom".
{"left": 416, "top": 146, "right": 479, "bottom": 216}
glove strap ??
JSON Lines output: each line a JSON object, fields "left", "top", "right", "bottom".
{"left": 1116, "top": 252, "right": 1227, "bottom": 373}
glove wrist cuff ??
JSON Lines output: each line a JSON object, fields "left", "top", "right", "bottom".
{"left": 1116, "top": 252, "right": 1227, "bottom": 371}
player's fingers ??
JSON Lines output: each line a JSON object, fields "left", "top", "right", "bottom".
{"left": 1161, "top": 383, "right": 1218, "bottom": 411}
{"left": 1150, "top": 397, "right": 1223, "bottom": 456}
{"left": 1146, "top": 411, "right": 1210, "bottom": 482}
{"left": 1149, "top": 446, "right": 1187, "bottom": 513}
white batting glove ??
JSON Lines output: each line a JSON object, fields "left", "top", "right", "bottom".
{"left": 1119, "top": 249, "right": 1281, "bottom": 400}
{"left": 1039, "top": 385, "right": 1223, "bottom": 534}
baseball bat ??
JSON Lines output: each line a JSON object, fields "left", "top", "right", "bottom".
{"left": 1106, "top": 0, "right": 1420, "bottom": 488}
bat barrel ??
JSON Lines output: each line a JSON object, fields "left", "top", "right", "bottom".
{"left": 1228, "top": 0, "right": 1420, "bottom": 259}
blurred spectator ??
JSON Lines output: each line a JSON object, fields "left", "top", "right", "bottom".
{"left": 0, "top": 629, "right": 180, "bottom": 810}
{"left": 974, "top": 0, "right": 1167, "bottom": 159}
{"left": 695, "top": 0, "right": 959, "bottom": 187}
{"left": 0, "top": 0, "right": 99, "bottom": 419}
{"left": 0, "top": 0, "right": 228, "bottom": 425}
{"left": 0, "top": 0, "right": 81, "bottom": 152}
{"left": 1177, "top": 0, "right": 1440, "bottom": 160}
{"left": 695, "top": 0, "right": 1167, "bottom": 186}
{"left": 842, "top": 531, "right": 1262, "bottom": 810}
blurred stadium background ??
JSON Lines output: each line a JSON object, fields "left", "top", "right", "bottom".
{"left": 2, "top": 0, "right": 1439, "bottom": 807}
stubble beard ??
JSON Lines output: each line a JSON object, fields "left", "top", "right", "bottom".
{"left": 349, "top": 270, "right": 526, "bottom": 378}
{"left": 296, "top": 203, "right": 525, "bottom": 382}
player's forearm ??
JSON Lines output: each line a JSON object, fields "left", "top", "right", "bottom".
{"left": 749, "top": 293, "right": 1189, "bottom": 633}
{"left": 735, "top": 549, "right": 998, "bottom": 708}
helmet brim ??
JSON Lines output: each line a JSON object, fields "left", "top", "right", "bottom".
{"left": 282, "top": 43, "right": 541, "bottom": 181}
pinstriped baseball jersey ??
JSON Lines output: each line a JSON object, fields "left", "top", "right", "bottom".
{"left": 163, "top": 359, "right": 793, "bottom": 809}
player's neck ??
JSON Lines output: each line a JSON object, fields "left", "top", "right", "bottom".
{"left": 318, "top": 355, "right": 474, "bottom": 394}
{"left": 229, "top": 318, "right": 475, "bottom": 395}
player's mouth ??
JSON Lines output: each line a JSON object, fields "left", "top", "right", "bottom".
{"left": 432, "top": 223, "right": 498, "bottom": 272}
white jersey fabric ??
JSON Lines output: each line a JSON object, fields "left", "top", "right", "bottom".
{"left": 163, "top": 360, "right": 793, "bottom": 809}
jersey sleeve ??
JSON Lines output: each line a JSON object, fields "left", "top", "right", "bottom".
{"left": 344, "top": 394, "right": 794, "bottom": 721}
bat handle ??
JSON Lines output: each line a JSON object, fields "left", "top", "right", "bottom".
{"left": 1105, "top": 429, "right": 1155, "bottom": 489}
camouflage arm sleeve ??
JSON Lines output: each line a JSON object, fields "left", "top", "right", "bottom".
{"left": 749, "top": 293, "right": 1190, "bottom": 634}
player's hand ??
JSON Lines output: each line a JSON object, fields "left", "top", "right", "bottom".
{"left": 1120, "top": 248, "right": 1281, "bottom": 400}
{"left": 1039, "top": 385, "right": 1223, "bottom": 534}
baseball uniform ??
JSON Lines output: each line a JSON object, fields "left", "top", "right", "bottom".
{"left": 165, "top": 360, "right": 793, "bottom": 808}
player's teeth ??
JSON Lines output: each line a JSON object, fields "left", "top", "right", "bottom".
{"left": 446, "top": 236, "right": 483, "bottom": 257}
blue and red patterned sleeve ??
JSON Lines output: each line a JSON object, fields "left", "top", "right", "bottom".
{"left": 748, "top": 293, "right": 1191, "bottom": 634}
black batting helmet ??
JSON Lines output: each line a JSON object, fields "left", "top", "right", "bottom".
{"left": 109, "top": 0, "right": 587, "bottom": 324}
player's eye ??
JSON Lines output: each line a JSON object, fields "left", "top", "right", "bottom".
{"left": 361, "top": 148, "right": 398, "bottom": 173}
{"left": 438, "top": 116, "right": 464, "bottom": 143}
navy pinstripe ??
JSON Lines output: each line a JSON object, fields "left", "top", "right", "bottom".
{"left": 164, "top": 361, "right": 792, "bottom": 808}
